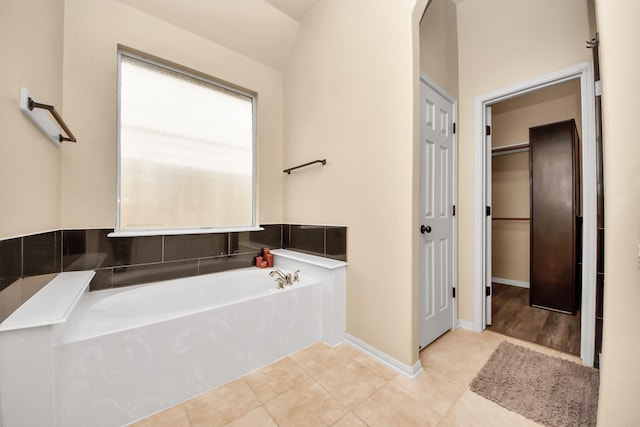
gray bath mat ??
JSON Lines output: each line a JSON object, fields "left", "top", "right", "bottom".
{"left": 470, "top": 341, "right": 599, "bottom": 427}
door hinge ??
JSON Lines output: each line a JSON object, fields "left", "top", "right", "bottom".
{"left": 452, "top": 287, "right": 456, "bottom": 298}
{"left": 486, "top": 125, "right": 491, "bottom": 136}
{"left": 595, "top": 80, "right": 602, "bottom": 96}
{"left": 452, "top": 122, "right": 456, "bottom": 134}
{"left": 486, "top": 206, "right": 491, "bottom": 216}
{"left": 452, "top": 205, "right": 456, "bottom": 216}
{"left": 486, "top": 286, "right": 491, "bottom": 297}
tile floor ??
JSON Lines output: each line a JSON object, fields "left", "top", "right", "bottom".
{"left": 130, "top": 328, "right": 582, "bottom": 427}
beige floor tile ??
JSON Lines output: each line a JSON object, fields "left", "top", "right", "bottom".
{"left": 421, "top": 329, "right": 502, "bottom": 368}
{"left": 353, "top": 382, "right": 442, "bottom": 427}
{"left": 289, "top": 342, "right": 339, "bottom": 377}
{"left": 313, "top": 355, "right": 386, "bottom": 409}
{"left": 332, "top": 412, "right": 368, "bottom": 427}
{"left": 445, "top": 389, "right": 542, "bottom": 427}
{"left": 265, "top": 379, "right": 348, "bottom": 427}
{"left": 183, "top": 378, "right": 261, "bottom": 427}
{"left": 244, "top": 357, "right": 309, "bottom": 403}
{"left": 139, "top": 331, "right": 578, "bottom": 427}
{"left": 420, "top": 342, "right": 486, "bottom": 387}
{"left": 128, "top": 404, "right": 191, "bottom": 427}
{"left": 224, "top": 407, "right": 277, "bottom": 427}
{"left": 391, "top": 367, "right": 467, "bottom": 417}
{"left": 436, "top": 418, "right": 460, "bottom": 427}
{"left": 334, "top": 343, "right": 398, "bottom": 381}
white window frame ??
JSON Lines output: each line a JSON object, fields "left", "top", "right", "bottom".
{"left": 110, "top": 50, "right": 260, "bottom": 237}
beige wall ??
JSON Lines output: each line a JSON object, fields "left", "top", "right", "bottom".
{"left": 0, "top": 0, "right": 64, "bottom": 239}
{"left": 491, "top": 80, "right": 582, "bottom": 283}
{"left": 595, "top": 0, "right": 640, "bottom": 424}
{"left": 60, "top": 0, "right": 284, "bottom": 229}
{"left": 419, "top": 0, "right": 459, "bottom": 98}
{"left": 456, "top": 0, "right": 592, "bottom": 323}
{"left": 284, "top": 0, "right": 421, "bottom": 366}
{"left": 0, "top": 0, "right": 427, "bottom": 368}
{"left": 491, "top": 152, "right": 530, "bottom": 282}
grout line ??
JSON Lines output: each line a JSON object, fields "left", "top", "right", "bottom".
{"left": 323, "top": 227, "right": 327, "bottom": 258}
{"left": 20, "top": 236, "right": 24, "bottom": 278}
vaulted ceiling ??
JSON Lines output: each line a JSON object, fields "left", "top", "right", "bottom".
{"left": 116, "top": 0, "right": 321, "bottom": 70}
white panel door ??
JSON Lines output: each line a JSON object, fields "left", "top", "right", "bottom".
{"left": 419, "top": 76, "right": 455, "bottom": 349}
{"left": 484, "top": 106, "right": 492, "bottom": 326}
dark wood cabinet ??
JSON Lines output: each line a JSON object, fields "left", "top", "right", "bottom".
{"left": 529, "top": 119, "right": 581, "bottom": 314}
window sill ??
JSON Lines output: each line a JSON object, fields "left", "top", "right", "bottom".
{"left": 107, "top": 226, "right": 264, "bottom": 237}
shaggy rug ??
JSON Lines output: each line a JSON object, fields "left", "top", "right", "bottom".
{"left": 470, "top": 341, "right": 599, "bottom": 427}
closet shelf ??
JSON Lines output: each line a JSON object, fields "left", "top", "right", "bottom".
{"left": 492, "top": 217, "right": 530, "bottom": 221}
{"left": 492, "top": 142, "right": 529, "bottom": 157}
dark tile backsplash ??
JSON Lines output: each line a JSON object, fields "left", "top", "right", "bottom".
{"left": 90, "top": 268, "right": 113, "bottom": 292}
{"left": 0, "top": 237, "right": 21, "bottom": 292}
{"left": 63, "top": 229, "right": 162, "bottom": 270}
{"left": 233, "top": 224, "right": 282, "bottom": 254}
{"left": 286, "top": 225, "right": 325, "bottom": 258}
{"left": 284, "top": 225, "right": 347, "bottom": 262}
{"left": 164, "top": 233, "right": 228, "bottom": 261}
{"left": 23, "top": 231, "right": 61, "bottom": 277}
{"left": 326, "top": 227, "right": 347, "bottom": 262}
{"left": 198, "top": 253, "right": 256, "bottom": 275}
{"left": 112, "top": 260, "right": 199, "bottom": 288}
{"left": 0, "top": 223, "right": 346, "bottom": 294}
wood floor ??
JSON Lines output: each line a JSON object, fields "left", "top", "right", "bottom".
{"left": 488, "top": 283, "right": 581, "bottom": 356}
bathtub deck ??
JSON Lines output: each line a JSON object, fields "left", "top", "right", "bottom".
{"left": 0, "top": 271, "right": 94, "bottom": 332}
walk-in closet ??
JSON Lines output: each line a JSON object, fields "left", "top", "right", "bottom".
{"left": 489, "top": 79, "right": 583, "bottom": 355}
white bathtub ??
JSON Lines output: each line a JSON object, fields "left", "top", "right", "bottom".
{"left": 58, "top": 266, "right": 329, "bottom": 426}
{"left": 0, "top": 250, "right": 346, "bottom": 427}
{"left": 61, "top": 267, "right": 311, "bottom": 344}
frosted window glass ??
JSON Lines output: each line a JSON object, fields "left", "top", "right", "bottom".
{"left": 117, "top": 53, "right": 255, "bottom": 232}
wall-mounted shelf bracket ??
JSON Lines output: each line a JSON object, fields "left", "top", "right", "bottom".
{"left": 283, "top": 159, "right": 326, "bottom": 174}
{"left": 19, "top": 87, "right": 76, "bottom": 146}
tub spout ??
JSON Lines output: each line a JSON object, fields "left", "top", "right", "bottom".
{"left": 269, "top": 269, "right": 287, "bottom": 279}
{"left": 270, "top": 269, "right": 293, "bottom": 289}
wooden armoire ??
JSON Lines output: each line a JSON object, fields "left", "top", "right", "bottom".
{"left": 529, "top": 119, "right": 581, "bottom": 314}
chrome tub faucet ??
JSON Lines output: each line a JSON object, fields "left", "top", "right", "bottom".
{"left": 269, "top": 269, "right": 301, "bottom": 289}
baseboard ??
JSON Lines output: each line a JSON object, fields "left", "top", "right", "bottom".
{"left": 456, "top": 319, "right": 474, "bottom": 331}
{"left": 492, "top": 277, "right": 529, "bottom": 288}
{"left": 344, "top": 334, "right": 423, "bottom": 379}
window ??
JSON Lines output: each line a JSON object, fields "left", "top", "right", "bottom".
{"left": 115, "top": 51, "right": 257, "bottom": 235}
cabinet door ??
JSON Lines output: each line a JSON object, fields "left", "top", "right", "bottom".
{"left": 529, "top": 120, "right": 578, "bottom": 313}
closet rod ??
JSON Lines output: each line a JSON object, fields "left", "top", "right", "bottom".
{"left": 492, "top": 142, "right": 529, "bottom": 157}
{"left": 492, "top": 217, "right": 530, "bottom": 221}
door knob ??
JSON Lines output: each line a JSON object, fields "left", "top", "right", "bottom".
{"left": 420, "top": 225, "right": 432, "bottom": 234}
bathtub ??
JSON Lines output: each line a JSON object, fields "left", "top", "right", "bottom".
{"left": 0, "top": 250, "right": 346, "bottom": 427}
{"left": 61, "top": 267, "right": 315, "bottom": 344}
{"left": 60, "top": 267, "right": 326, "bottom": 426}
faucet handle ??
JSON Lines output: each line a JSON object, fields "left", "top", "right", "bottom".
{"left": 293, "top": 270, "right": 300, "bottom": 283}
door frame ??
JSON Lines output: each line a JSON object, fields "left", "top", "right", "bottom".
{"left": 419, "top": 71, "right": 458, "bottom": 344}
{"left": 472, "top": 61, "right": 597, "bottom": 366}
